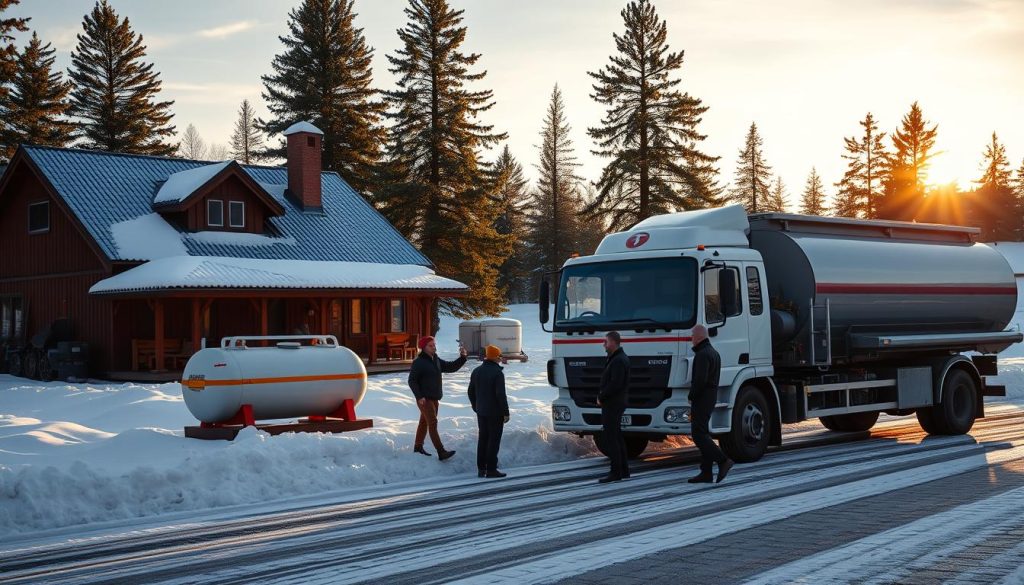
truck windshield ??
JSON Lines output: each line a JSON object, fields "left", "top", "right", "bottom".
{"left": 554, "top": 257, "right": 698, "bottom": 332}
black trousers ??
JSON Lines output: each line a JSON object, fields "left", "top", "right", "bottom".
{"left": 600, "top": 403, "right": 629, "bottom": 478}
{"left": 692, "top": 391, "right": 727, "bottom": 474}
{"left": 477, "top": 415, "right": 504, "bottom": 472}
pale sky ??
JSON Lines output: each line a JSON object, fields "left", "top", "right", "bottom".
{"left": 10, "top": 0, "right": 1024, "bottom": 208}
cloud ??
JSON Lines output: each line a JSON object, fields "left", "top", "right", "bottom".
{"left": 162, "top": 82, "right": 262, "bottom": 105}
{"left": 197, "top": 20, "right": 257, "bottom": 39}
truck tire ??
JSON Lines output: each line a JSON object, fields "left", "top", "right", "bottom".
{"left": 38, "top": 354, "right": 55, "bottom": 382}
{"left": 23, "top": 350, "right": 40, "bottom": 380}
{"left": 719, "top": 386, "right": 771, "bottom": 463}
{"left": 624, "top": 437, "right": 649, "bottom": 459}
{"left": 917, "top": 369, "right": 977, "bottom": 435}
{"left": 819, "top": 411, "right": 879, "bottom": 432}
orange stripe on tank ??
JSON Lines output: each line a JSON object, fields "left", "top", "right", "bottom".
{"left": 181, "top": 372, "right": 366, "bottom": 389}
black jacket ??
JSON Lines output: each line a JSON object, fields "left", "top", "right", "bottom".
{"left": 689, "top": 339, "right": 721, "bottom": 402}
{"left": 598, "top": 347, "right": 631, "bottom": 406}
{"left": 468, "top": 360, "right": 509, "bottom": 418}
{"left": 408, "top": 351, "right": 467, "bottom": 400}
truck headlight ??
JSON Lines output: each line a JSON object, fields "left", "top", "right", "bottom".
{"left": 665, "top": 407, "right": 690, "bottom": 423}
{"left": 552, "top": 405, "right": 571, "bottom": 422}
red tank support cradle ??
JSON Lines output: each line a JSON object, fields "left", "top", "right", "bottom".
{"left": 200, "top": 403, "right": 255, "bottom": 428}
{"left": 306, "top": 398, "right": 357, "bottom": 422}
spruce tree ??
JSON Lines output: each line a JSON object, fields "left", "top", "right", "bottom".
{"left": 261, "top": 0, "right": 384, "bottom": 194}
{"left": 377, "top": 0, "right": 510, "bottom": 319}
{"left": 764, "top": 176, "right": 788, "bottom": 213}
{"left": 0, "top": 33, "right": 73, "bottom": 160}
{"left": 0, "top": 0, "right": 28, "bottom": 108}
{"left": 836, "top": 112, "right": 886, "bottom": 219}
{"left": 530, "top": 85, "right": 586, "bottom": 278}
{"left": 970, "top": 132, "right": 1019, "bottom": 241}
{"left": 1014, "top": 158, "right": 1024, "bottom": 201}
{"left": 585, "top": 0, "right": 719, "bottom": 230}
{"left": 799, "top": 167, "right": 828, "bottom": 216}
{"left": 878, "top": 101, "right": 937, "bottom": 220}
{"left": 230, "top": 99, "right": 265, "bottom": 164}
{"left": 728, "top": 123, "right": 772, "bottom": 212}
{"left": 487, "top": 145, "right": 531, "bottom": 303}
{"left": 178, "top": 123, "right": 207, "bottom": 160}
{"left": 67, "top": 1, "right": 174, "bottom": 155}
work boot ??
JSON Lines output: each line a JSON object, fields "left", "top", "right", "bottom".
{"left": 717, "top": 459, "right": 735, "bottom": 484}
{"left": 478, "top": 469, "right": 486, "bottom": 478}
{"left": 485, "top": 470, "right": 507, "bottom": 478}
{"left": 414, "top": 446, "right": 433, "bottom": 457}
{"left": 598, "top": 474, "right": 622, "bottom": 484}
{"left": 687, "top": 472, "right": 714, "bottom": 484}
{"left": 438, "top": 449, "right": 456, "bottom": 461}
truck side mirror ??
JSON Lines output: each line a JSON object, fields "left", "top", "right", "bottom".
{"left": 720, "top": 269, "right": 739, "bottom": 317}
{"left": 539, "top": 279, "right": 550, "bottom": 324}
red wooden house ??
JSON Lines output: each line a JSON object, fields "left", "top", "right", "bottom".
{"left": 0, "top": 122, "right": 467, "bottom": 380}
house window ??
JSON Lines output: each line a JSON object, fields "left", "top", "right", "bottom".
{"left": 28, "top": 201, "right": 49, "bottom": 234}
{"left": 1, "top": 297, "right": 23, "bottom": 341}
{"left": 390, "top": 299, "right": 405, "bottom": 332}
{"left": 229, "top": 201, "right": 245, "bottom": 228}
{"left": 351, "top": 299, "right": 364, "bottom": 334}
{"left": 207, "top": 199, "right": 224, "bottom": 227}
{"left": 307, "top": 136, "right": 316, "bottom": 147}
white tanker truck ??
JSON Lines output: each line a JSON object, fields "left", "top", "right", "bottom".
{"left": 540, "top": 205, "right": 1022, "bottom": 462}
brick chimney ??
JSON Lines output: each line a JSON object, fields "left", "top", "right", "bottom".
{"left": 284, "top": 121, "right": 324, "bottom": 211}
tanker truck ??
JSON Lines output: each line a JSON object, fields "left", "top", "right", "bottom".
{"left": 540, "top": 205, "right": 1022, "bottom": 462}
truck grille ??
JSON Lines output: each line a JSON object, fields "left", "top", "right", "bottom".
{"left": 569, "top": 388, "right": 672, "bottom": 409}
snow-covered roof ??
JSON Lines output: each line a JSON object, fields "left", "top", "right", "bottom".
{"left": 89, "top": 256, "right": 469, "bottom": 294}
{"left": 283, "top": 121, "right": 324, "bottom": 136}
{"left": 153, "top": 161, "right": 232, "bottom": 205}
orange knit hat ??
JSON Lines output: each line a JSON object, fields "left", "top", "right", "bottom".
{"left": 485, "top": 345, "right": 502, "bottom": 360}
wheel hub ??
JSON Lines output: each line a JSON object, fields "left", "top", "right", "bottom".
{"left": 742, "top": 403, "right": 765, "bottom": 443}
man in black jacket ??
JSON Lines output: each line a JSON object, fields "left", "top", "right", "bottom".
{"left": 688, "top": 324, "right": 734, "bottom": 484}
{"left": 597, "top": 331, "right": 631, "bottom": 484}
{"left": 408, "top": 335, "right": 467, "bottom": 461}
{"left": 469, "top": 345, "right": 510, "bottom": 478}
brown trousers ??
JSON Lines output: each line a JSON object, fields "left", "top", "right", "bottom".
{"left": 415, "top": 399, "right": 445, "bottom": 451}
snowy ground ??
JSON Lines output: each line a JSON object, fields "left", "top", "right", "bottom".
{"left": 2, "top": 303, "right": 1024, "bottom": 538}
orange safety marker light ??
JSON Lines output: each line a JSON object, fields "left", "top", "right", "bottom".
{"left": 697, "top": 245, "right": 706, "bottom": 251}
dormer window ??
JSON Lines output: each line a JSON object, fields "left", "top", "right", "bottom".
{"left": 229, "top": 201, "right": 245, "bottom": 228}
{"left": 207, "top": 199, "right": 224, "bottom": 227}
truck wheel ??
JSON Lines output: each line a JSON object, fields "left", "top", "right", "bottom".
{"left": 38, "top": 354, "right": 55, "bottom": 382}
{"left": 819, "top": 411, "right": 879, "bottom": 432}
{"left": 624, "top": 437, "right": 649, "bottom": 459}
{"left": 23, "top": 350, "right": 40, "bottom": 380}
{"left": 918, "top": 369, "right": 977, "bottom": 435}
{"left": 719, "top": 386, "right": 771, "bottom": 463}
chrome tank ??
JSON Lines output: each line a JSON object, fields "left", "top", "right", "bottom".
{"left": 748, "top": 214, "right": 1017, "bottom": 364}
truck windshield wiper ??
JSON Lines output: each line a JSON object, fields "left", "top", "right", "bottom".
{"left": 609, "top": 318, "right": 667, "bottom": 325}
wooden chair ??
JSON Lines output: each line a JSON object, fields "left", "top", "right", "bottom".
{"left": 379, "top": 333, "right": 411, "bottom": 361}
{"left": 132, "top": 338, "right": 186, "bottom": 371}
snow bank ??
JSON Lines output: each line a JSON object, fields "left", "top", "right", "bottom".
{"left": 0, "top": 306, "right": 593, "bottom": 536}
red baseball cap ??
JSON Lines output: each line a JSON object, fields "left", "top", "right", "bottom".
{"left": 418, "top": 336, "right": 435, "bottom": 350}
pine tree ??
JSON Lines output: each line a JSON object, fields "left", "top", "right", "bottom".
{"left": 585, "top": 0, "right": 719, "bottom": 230}
{"left": 530, "top": 85, "right": 586, "bottom": 278}
{"left": 799, "top": 167, "right": 828, "bottom": 216}
{"left": 261, "top": 0, "right": 384, "bottom": 194}
{"left": 764, "top": 176, "right": 788, "bottom": 213}
{"left": 230, "top": 99, "right": 265, "bottom": 164}
{"left": 178, "top": 123, "right": 207, "bottom": 160}
{"left": 836, "top": 112, "right": 886, "bottom": 219}
{"left": 0, "top": 33, "right": 73, "bottom": 160}
{"left": 831, "top": 177, "right": 861, "bottom": 218}
{"left": 970, "top": 132, "right": 1019, "bottom": 241}
{"left": 0, "top": 0, "right": 28, "bottom": 107}
{"left": 487, "top": 145, "right": 531, "bottom": 303}
{"left": 377, "top": 0, "right": 510, "bottom": 319}
{"left": 67, "top": 1, "right": 175, "bottom": 155}
{"left": 878, "top": 101, "right": 937, "bottom": 220}
{"left": 1014, "top": 158, "right": 1024, "bottom": 201}
{"left": 728, "top": 123, "right": 773, "bottom": 212}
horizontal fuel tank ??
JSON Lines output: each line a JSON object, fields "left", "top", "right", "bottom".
{"left": 748, "top": 214, "right": 1017, "bottom": 362}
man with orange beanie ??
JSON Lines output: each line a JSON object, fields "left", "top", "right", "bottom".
{"left": 408, "top": 335, "right": 467, "bottom": 460}
{"left": 468, "top": 345, "right": 510, "bottom": 478}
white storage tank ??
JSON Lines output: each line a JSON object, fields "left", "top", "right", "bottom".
{"left": 180, "top": 335, "right": 367, "bottom": 424}
{"left": 458, "top": 318, "right": 525, "bottom": 360}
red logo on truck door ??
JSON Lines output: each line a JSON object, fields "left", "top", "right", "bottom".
{"left": 626, "top": 232, "right": 650, "bottom": 248}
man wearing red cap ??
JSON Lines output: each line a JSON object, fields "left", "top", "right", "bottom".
{"left": 408, "top": 335, "right": 467, "bottom": 460}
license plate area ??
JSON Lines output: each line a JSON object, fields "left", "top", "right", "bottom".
{"left": 621, "top": 414, "right": 632, "bottom": 426}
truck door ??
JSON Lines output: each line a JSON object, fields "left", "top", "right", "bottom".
{"left": 743, "top": 263, "right": 772, "bottom": 365}
{"left": 703, "top": 264, "right": 750, "bottom": 384}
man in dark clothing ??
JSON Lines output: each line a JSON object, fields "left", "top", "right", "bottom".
{"left": 597, "top": 331, "right": 631, "bottom": 484}
{"left": 469, "top": 345, "right": 510, "bottom": 478}
{"left": 408, "top": 335, "right": 467, "bottom": 461}
{"left": 688, "top": 324, "right": 734, "bottom": 484}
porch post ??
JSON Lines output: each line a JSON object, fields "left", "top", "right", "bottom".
{"left": 368, "top": 298, "right": 377, "bottom": 364}
{"left": 320, "top": 299, "right": 328, "bottom": 336}
{"left": 191, "top": 298, "right": 201, "bottom": 354}
{"left": 154, "top": 298, "right": 165, "bottom": 371}
{"left": 260, "top": 298, "right": 268, "bottom": 340}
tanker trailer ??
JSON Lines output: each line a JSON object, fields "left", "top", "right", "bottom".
{"left": 181, "top": 335, "right": 371, "bottom": 440}
{"left": 543, "top": 205, "right": 1022, "bottom": 462}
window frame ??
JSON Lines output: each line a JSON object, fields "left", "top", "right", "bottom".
{"left": 228, "top": 201, "right": 245, "bottom": 228}
{"left": 704, "top": 265, "right": 743, "bottom": 325}
{"left": 350, "top": 299, "right": 364, "bottom": 335}
{"left": 389, "top": 299, "right": 405, "bottom": 333}
{"left": 207, "top": 199, "right": 224, "bottom": 227}
{"left": 746, "top": 266, "right": 764, "bottom": 316}
{"left": 27, "top": 201, "right": 50, "bottom": 234}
